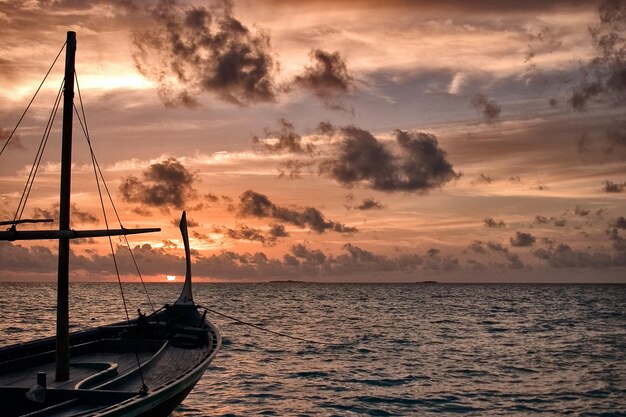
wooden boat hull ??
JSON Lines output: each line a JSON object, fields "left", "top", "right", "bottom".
{"left": 0, "top": 303, "right": 221, "bottom": 417}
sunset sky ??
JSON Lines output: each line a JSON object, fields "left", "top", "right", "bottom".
{"left": 0, "top": 0, "right": 624, "bottom": 282}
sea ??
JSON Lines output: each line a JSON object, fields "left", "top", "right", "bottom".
{"left": 0, "top": 282, "right": 624, "bottom": 416}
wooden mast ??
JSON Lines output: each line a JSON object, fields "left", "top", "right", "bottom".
{"left": 56, "top": 30, "right": 76, "bottom": 382}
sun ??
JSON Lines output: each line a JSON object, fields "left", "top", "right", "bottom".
{"left": 166, "top": 275, "right": 176, "bottom": 281}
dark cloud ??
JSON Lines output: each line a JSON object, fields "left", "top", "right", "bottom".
{"left": 603, "top": 180, "right": 625, "bottom": 192}
{"left": 0, "top": 127, "right": 24, "bottom": 152}
{"left": 253, "top": 119, "right": 314, "bottom": 154}
{"left": 554, "top": 218, "right": 567, "bottom": 227}
{"left": 205, "top": 193, "right": 219, "bottom": 203}
{"left": 212, "top": 224, "right": 282, "bottom": 246}
{"left": 293, "top": 49, "right": 356, "bottom": 111}
{"left": 569, "top": 0, "right": 626, "bottom": 111}
{"left": 355, "top": 198, "right": 385, "bottom": 210}
{"left": 237, "top": 190, "right": 357, "bottom": 234}
{"left": 535, "top": 215, "right": 550, "bottom": 224}
{"left": 269, "top": 223, "right": 289, "bottom": 238}
{"left": 171, "top": 215, "right": 199, "bottom": 228}
{"left": 262, "top": 0, "right": 594, "bottom": 13}
{"left": 523, "top": 26, "right": 562, "bottom": 81}
{"left": 466, "top": 240, "right": 525, "bottom": 270}
{"left": 486, "top": 241, "right": 508, "bottom": 253}
{"left": 422, "top": 248, "right": 460, "bottom": 271}
{"left": 606, "top": 120, "right": 626, "bottom": 155}
{"left": 472, "top": 173, "right": 493, "bottom": 185}
{"left": 31, "top": 203, "right": 98, "bottom": 226}
{"left": 132, "top": 0, "right": 277, "bottom": 106}
{"left": 192, "top": 230, "right": 214, "bottom": 242}
{"left": 534, "top": 243, "right": 625, "bottom": 268}
{"left": 484, "top": 217, "right": 506, "bottom": 228}
{"left": 468, "top": 240, "right": 486, "bottom": 254}
{"left": 321, "top": 128, "right": 459, "bottom": 192}
{"left": 470, "top": 93, "right": 501, "bottom": 123}
{"left": 132, "top": 206, "right": 153, "bottom": 216}
{"left": 510, "top": 231, "right": 537, "bottom": 247}
{"left": 162, "top": 239, "right": 178, "bottom": 249}
{"left": 611, "top": 216, "right": 626, "bottom": 229}
{"left": 574, "top": 205, "right": 590, "bottom": 217}
{"left": 119, "top": 157, "right": 198, "bottom": 209}
{"left": 316, "top": 121, "right": 336, "bottom": 136}
{"left": 277, "top": 160, "right": 315, "bottom": 179}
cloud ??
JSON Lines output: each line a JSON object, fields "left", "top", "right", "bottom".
{"left": 468, "top": 240, "right": 486, "bottom": 254}
{"left": 510, "top": 231, "right": 536, "bottom": 247}
{"left": 574, "top": 205, "right": 590, "bottom": 217}
{"left": 602, "top": 180, "right": 625, "bottom": 192}
{"left": 569, "top": 0, "right": 626, "bottom": 111}
{"left": 470, "top": 93, "right": 501, "bottom": 123}
{"left": 606, "top": 120, "right": 626, "bottom": 155}
{"left": 316, "top": 121, "right": 336, "bottom": 136}
{"left": 132, "top": 0, "right": 277, "bottom": 106}
{"left": 355, "top": 197, "right": 385, "bottom": 210}
{"left": 472, "top": 173, "right": 493, "bottom": 185}
{"left": 31, "top": 203, "right": 98, "bottom": 226}
{"left": 523, "top": 26, "right": 562, "bottom": 78}
{"left": 422, "top": 248, "right": 460, "bottom": 271}
{"left": 534, "top": 243, "right": 625, "bottom": 268}
{"left": 484, "top": 217, "right": 506, "bottom": 228}
{"left": 277, "top": 160, "right": 316, "bottom": 179}
{"left": 171, "top": 215, "right": 199, "bottom": 228}
{"left": 0, "top": 239, "right": 428, "bottom": 279}
{"left": 237, "top": 189, "right": 357, "bottom": 234}
{"left": 611, "top": 216, "right": 626, "bottom": 229}
{"left": 205, "top": 193, "right": 220, "bottom": 203}
{"left": 321, "top": 128, "right": 459, "bottom": 192}
{"left": 132, "top": 206, "right": 153, "bottom": 216}
{"left": 293, "top": 49, "right": 356, "bottom": 110}
{"left": 212, "top": 224, "right": 284, "bottom": 246}
{"left": 534, "top": 215, "right": 550, "bottom": 224}
{"left": 119, "top": 157, "right": 198, "bottom": 209}
{"left": 486, "top": 241, "right": 509, "bottom": 253}
{"left": 0, "top": 127, "right": 24, "bottom": 152}
{"left": 253, "top": 119, "right": 314, "bottom": 154}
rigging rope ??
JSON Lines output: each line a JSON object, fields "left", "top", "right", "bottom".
{"left": 0, "top": 42, "right": 66, "bottom": 157}
{"left": 13, "top": 79, "right": 65, "bottom": 222}
{"left": 73, "top": 75, "right": 155, "bottom": 313}
{"left": 73, "top": 73, "right": 149, "bottom": 393}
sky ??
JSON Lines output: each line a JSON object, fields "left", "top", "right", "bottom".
{"left": 0, "top": 0, "right": 625, "bottom": 283}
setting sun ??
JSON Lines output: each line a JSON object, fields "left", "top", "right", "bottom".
{"left": 166, "top": 275, "right": 176, "bottom": 281}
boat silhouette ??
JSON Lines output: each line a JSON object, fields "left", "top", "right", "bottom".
{"left": 0, "top": 31, "right": 221, "bottom": 416}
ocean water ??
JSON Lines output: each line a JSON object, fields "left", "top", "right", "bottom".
{"left": 0, "top": 282, "right": 625, "bottom": 416}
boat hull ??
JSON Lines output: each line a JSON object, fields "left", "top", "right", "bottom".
{"left": 0, "top": 304, "right": 221, "bottom": 417}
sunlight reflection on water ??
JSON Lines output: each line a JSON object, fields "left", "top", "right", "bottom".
{"left": 0, "top": 282, "right": 625, "bottom": 416}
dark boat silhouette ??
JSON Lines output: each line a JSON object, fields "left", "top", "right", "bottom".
{"left": 0, "top": 32, "right": 221, "bottom": 416}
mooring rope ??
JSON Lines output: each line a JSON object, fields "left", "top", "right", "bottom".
{"left": 196, "top": 303, "right": 344, "bottom": 346}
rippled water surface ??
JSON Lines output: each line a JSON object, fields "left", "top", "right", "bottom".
{"left": 0, "top": 283, "right": 625, "bottom": 416}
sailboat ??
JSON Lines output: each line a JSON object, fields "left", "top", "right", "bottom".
{"left": 0, "top": 32, "right": 221, "bottom": 416}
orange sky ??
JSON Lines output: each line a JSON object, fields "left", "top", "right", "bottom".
{"left": 0, "top": 0, "right": 624, "bottom": 282}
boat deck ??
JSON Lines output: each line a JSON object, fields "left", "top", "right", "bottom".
{"left": 0, "top": 349, "right": 153, "bottom": 390}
